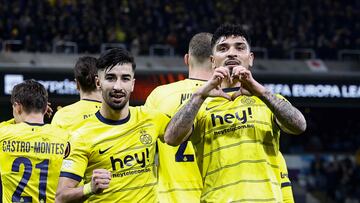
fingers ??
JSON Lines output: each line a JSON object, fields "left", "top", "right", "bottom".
{"left": 46, "top": 102, "right": 53, "bottom": 118}
{"left": 91, "top": 169, "right": 111, "bottom": 193}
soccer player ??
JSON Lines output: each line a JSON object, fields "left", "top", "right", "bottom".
{"left": 164, "top": 24, "right": 306, "bottom": 202}
{"left": 145, "top": 32, "right": 213, "bottom": 202}
{"left": 56, "top": 48, "right": 170, "bottom": 202}
{"left": 51, "top": 56, "right": 101, "bottom": 131}
{"left": 0, "top": 79, "right": 69, "bottom": 203}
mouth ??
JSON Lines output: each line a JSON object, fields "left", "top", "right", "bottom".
{"left": 110, "top": 92, "right": 126, "bottom": 102}
{"left": 224, "top": 60, "right": 241, "bottom": 67}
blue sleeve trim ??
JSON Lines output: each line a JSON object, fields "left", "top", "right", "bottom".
{"left": 60, "top": 172, "right": 83, "bottom": 182}
{"left": 281, "top": 182, "right": 292, "bottom": 188}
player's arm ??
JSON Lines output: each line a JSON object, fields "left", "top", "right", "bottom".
{"left": 56, "top": 169, "right": 111, "bottom": 203}
{"left": 231, "top": 66, "right": 306, "bottom": 135}
{"left": 165, "top": 67, "right": 231, "bottom": 146}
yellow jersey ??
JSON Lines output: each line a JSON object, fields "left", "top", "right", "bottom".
{"left": 51, "top": 99, "right": 101, "bottom": 131}
{"left": 60, "top": 107, "right": 170, "bottom": 202}
{"left": 145, "top": 79, "right": 204, "bottom": 203}
{"left": 278, "top": 152, "right": 294, "bottom": 203}
{"left": 0, "top": 122, "right": 69, "bottom": 203}
{"left": 192, "top": 89, "right": 284, "bottom": 203}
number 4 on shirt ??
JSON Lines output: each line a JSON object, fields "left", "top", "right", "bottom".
{"left": 175, "top": 141, "right": 194, "bottom": 162}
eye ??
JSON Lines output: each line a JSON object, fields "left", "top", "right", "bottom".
{"left": 218, "top": 45, "right": 228, "bottom": 52}
{"left": 105, "top": 75, "right": 116, "bottom": 81}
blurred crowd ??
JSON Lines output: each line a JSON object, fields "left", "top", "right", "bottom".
{"left": 281, "top": 107, "right": 360, "bottom": 154}
{"left": 0, "top": 0, "right": 359, "bottom": 59}
{"left": 306, "top": 152, "right": 360, "bottom": 203}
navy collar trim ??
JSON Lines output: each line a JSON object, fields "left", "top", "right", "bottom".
{"left": 188, "top": 78, "right": 207, "bottom": 82}
{"left": 82, "top": 98, "right": 102, "bottom": 103}
{"left": 24, "top": 122, "right": 45, "bottom": 126}
{"left": 223, "top": 87, "right": 240, "bottom": 92}
{"left": 95, "top": 111, "right": 130, "bottom": 125}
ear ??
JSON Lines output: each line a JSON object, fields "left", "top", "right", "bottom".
{"left": 75, "top": 79, "right": 80, "bottom": 91}
{"left": 12, "top": 102, "right": 23, "bottom": 123}
{"left": 95, "top": 75, "right": 101, "bottom": 89}
{"left": 248, "top": 52, "right": 254, "bottom": 68}
{"left": 210, "top": 55, "right": 216, "bottom": 69}
{"left": 184, "top": 54, "right": 189, "bottom": 66}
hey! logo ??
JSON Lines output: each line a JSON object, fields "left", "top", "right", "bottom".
{"left": 139, "top": 129, "right": 152, "bottom": 145}
{"left": 211, "top": 107, "right": 253, "bottom": 127}
{"left": 110, "top": 148, "right": 150, "bottom": 170}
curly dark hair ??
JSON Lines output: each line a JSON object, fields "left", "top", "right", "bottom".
{"left": 211, "top": 24, "right": 250, "bottom": 49}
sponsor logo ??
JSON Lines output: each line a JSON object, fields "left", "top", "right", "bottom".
{"left": 110, "top": 148, "right": 150, "bottom": 170}
{"left": 99, "top": 146, "right": 112, "bottom": 155}
{"left": 211, "top": 107, "right": 253, "bottom": 127}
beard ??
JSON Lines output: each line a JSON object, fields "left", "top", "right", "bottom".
{"left": 103, "top": 91, "right": 130, "bottom": 110}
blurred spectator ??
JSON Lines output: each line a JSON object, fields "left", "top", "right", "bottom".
{"left": 0, "top": 0, "right": 358, "bottom": 58}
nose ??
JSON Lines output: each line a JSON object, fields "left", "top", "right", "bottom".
{"left": 226, "top": 46, "right": 238, "bottom": 58}
{"left": 113, "top": 78, "right": 123, "bottom": 90}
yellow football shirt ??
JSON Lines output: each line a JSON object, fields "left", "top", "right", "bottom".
{"left": 60, "top": 106, "right": 170, "bottom": 202}
{"left": 51, "top": 99, "right": 101, "bottom": 131}
{"left": 0, "top": 122, "right": 69, "bottom": 203}
{"left": 145, "top": 79, "right": 204, "bottom": 203}
{"left": 278, "top": 152, "right": 294, "bottom": 203}
{"left": 192, "top": 89, "right": 284, "bottom": 203}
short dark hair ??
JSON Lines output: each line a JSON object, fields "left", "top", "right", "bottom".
{"left": 189, "top": 32, "right": 213, "bottom": 63}
{"left": 11, "top": 79, "right": 48, "bottom": 113}
{"left": 74, "top": 56, "right": 98, "bottom": 92}
{"left": 211, "top": 24, "right": 250, "bottom": 49}
{"left": 97, "top": 48, "right": 136, "bottom": 72}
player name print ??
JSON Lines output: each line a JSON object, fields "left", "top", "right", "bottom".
{"left": 2, "top": 140, "right": 65, "bottom": 155}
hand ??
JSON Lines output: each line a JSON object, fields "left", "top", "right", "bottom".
{"left": 90, "top": 169, "right": 111, "bottom": 194}
{"left": 196, "top": 67, "right": 231, "bottom": 100}
{"left": 46, "top": 102, "right": 53, "bottom": 118}
{"left": 231, "top": 66, "right": 267, "bottom": 100}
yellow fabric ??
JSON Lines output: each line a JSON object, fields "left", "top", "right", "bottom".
{"left": 51, "top": 99, "right": 101, "bottom": 131}
{"left": 60, "top": 106, "right": 170, "bottom": 202}
{"left": 278, "top": 152, "right": 294, "bottom": 203}
{"left": 0, "top": 123, "right": 69, "bottom": 203}
{"left": 193, "top": 92, "right": 283, "bottom": 203}
{"left": 0, "top": 118, "right": 16, "bottom": 127}
{"left": 145, "top": 79, "right": 205, "bottom": 203}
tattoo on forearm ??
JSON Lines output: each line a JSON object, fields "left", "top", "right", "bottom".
{"left": 260, "top": 91, "right": 306, "bottom": 134}
{"left": 167, "top": 95, "right": 204, "bottom": 143}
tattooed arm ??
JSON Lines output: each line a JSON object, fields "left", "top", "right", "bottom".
{"left": 164, "top": 67, "right": 232, "bottom": 146}
{"left": 259, "top": 91, "right": 307, "bottom": 135}
{"left": 164, "top": 93, "right": 205, "bottom": 146}
{"left": 231, "top": 65, "right": 307, "bottom": 135}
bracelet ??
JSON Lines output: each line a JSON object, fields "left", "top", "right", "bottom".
{"left": 83, "top": 183, "right": 94, "bottom": 196}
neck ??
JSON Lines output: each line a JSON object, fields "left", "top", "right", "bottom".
{"left": 80, "top": 90, "right": 102, "bottom": 102}
{"left": 188, "top": 68, "right": 213, "bottom": 81}
{"left": 100, "top": 102, "right": 129, "bottom": 121}
{"left": 21, "top": 113, "right": 44, "bottom": 124}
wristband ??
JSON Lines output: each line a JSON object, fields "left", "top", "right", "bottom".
{"left": 83, "top": 183, "right": 94, "bottom": 196}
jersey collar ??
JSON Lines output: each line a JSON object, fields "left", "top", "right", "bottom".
{"left": 95, "top": 111, "right": 131, "bottom": 125}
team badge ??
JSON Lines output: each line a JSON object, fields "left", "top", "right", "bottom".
{"left": 139, "top": 129, "right": 152, "bottom": 145}
{"left": 241, "top": 97, "right": 256, "bottom": 104}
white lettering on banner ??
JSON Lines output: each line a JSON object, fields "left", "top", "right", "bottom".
{"left": 264, "top": 83, "right": 360, "bottom": 98}
{"left": 39, "top": 79, "right": 78, "bottom": 95}
{"left": 342, "top": 85, "right": 360, "bottom": 98}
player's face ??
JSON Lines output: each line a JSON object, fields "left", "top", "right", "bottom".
{"left": 211, "top": 35, "right": 254, "bottom": 72}
{"left": 97, "top": 63, "right": 135, "bottom": 110}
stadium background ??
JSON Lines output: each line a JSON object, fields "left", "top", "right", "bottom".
{"left": 0, "top": 0, "right": 359, "bottom": 202}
